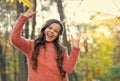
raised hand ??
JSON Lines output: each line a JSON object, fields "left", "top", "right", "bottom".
{"left": 23, "top": 6, "right": 36, "bottom": 18}
{"left": 71, "top": 32, "right": 81, "bottom": 48}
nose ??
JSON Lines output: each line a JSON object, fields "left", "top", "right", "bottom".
{"left": 50, "top": 29, "right": 54, "bottom": 33}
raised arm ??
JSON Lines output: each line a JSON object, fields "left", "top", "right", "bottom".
{"left": 63, "top": 32, "right": 81, "bottom": 73}
{"left": 10, "top": 7, "right": 36, "bottom": 54}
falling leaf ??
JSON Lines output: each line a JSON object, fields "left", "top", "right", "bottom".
{"left": 6, "top": 0, "right": 10, "bottom": 2}
{"left": 18, "top": 0, "right": 32, "bottom": 7}
{"left": 10, "top": 0, "right": 14, "bottom": 3}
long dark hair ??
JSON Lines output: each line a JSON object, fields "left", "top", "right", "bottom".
{"left": 32, "top": 19, "right": 66, "bottom": 79}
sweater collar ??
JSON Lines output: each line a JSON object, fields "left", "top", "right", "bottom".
{"left": 45, "top": 42, "right": 54, "bottom": 47}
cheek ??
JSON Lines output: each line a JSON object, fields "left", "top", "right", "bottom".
{"left": 54, "top": 33, "right": 59, "bottom": 38}
{"left": 44, "top": 29, "right": 48, "bottom": 35}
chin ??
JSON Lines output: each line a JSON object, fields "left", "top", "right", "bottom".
{"left": 45, "top": 39, "right": 53, "bottom": 42}
{"left": 45, "top": 38, "right": 56, "bottom": 42}
{"left": 46, "top": 41, "right": 51, "bottom": 42}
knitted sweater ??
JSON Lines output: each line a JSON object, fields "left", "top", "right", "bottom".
{"left": 10, "top": 15, "right": 80, "bottom": 81}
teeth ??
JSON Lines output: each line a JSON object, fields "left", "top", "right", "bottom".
{"left": 48, "top": 33, "right": 52, "bottom": 36}
{"left": 47, "top": 33, "right": 53, "bottom": 39}
{"left": 47, "top": 32, "right": 53, "bottom": 37}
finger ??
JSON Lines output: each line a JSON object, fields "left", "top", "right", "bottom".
{"left": 29, "top": 6, "right": 36, "bottom": 15}
{"left": 29, "top": 5, "right": 34, "bottom": 11}
{"left": 71, "top": 34, "right": 73, "bottom": 41}
{"left": 27, "top": 11, "right": 36, "bottom": 18}
{"left": 78, "top": 31, "right": 81, "bottom": 39}
{"left": 27, "top": 5, "right": 36, "bottom": 13}
{"left": 69, "top": 34, "right": 74, "bottom": 45}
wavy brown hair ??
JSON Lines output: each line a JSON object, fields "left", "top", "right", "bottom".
{"left": 32, "top": 19, "right": 66, "bottom": 79}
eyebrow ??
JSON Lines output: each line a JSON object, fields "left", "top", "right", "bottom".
{"left": 48, "top": 26, "right": 60, "bottom": 33}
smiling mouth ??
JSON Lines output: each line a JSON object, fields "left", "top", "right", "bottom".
{"left": 46, "top": 32, "right": 53, "bottom": 40}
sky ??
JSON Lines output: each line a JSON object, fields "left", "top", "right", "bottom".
{"left": 36, "top": 0, "right": 120, "bottom": 28}
{"left": 81, "top": 0, "right": 120, "bottom": 16}
{"left": 64, "top": 0, "right": 120, "bottom": 23}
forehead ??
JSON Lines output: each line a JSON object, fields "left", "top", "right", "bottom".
{"left": 49, "top": 23, "right": 61, "bottom": 30}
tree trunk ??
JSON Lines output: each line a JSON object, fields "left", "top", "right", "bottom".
{"left": 12, "top": 46, "right": 18, "bottom": 81}
{"left": 56, "top": 0, "right": 71, "bottom": 54}
{"left": 113, "top": 30, "right": 120, "bottom": 65}
{"left": 56, "top": 0, "right": 78, "bottom": 81}
{"left": 0, "top": 42, "right": 7, "bottom": 81}
{"left": 31, "top": 0, "right": 37, "bottom": 39}
{"left": 18, "top": 52, "right": 28, "bottom": 81}
{"left": 16, "top": 1, "right": 28, "bottom": 81}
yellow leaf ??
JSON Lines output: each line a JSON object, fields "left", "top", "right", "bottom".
{"left": 18, "top": 0, "right": 22, "bottom": 3}
{"left": 10, "top": 0, "right": 14, "bottom": 3}
{"left": 62, "top": 18, "right": 67, "bottom": 23}
{"left": 69, "top": 21, "right": 75, "bottom": 27}
{"left": 6, "top": 0, "right": 10, "bottom": 2}
{"left": 18, "top": 0, "right": 32, "bottom": 7}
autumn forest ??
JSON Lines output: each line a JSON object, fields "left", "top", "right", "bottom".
{"left": 0, "top": 0, "right": 120, "bottom": 81}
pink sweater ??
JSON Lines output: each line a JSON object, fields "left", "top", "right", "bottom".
{"left": 10, "top": 15, "right": 80, "bottom": 81}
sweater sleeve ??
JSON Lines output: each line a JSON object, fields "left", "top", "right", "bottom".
{"left": 10, "top": 15, "right": 34, "bottom": 55}
{"left": 63, "top": 46, "right": 80, "bottom": 73}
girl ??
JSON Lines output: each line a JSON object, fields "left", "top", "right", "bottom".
{"left": 10, "top": 7, "right": 81, "bottom": 81}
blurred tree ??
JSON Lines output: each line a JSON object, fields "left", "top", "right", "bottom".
{"left": 56, "top": 0, "right": 78, "bottom": 81}
{"left": 113, "top": 17, "right": 120, "bottom": 64}
{"left": 15, "top": 1, "right": 28, "bottom": 81}
{"left": 30, "top": 0, "right": 37, "bottom": 39}
{"left": 0, "top": 41, "right": 7, "bottom": 81}
{"left": 0, "top": 0, "right": 16, "bottom": 81}
{"left": 74, "top": 12, "right": 115, "bottom": 81}
{"left": 15, "top": 0, "right": 37, "bottom": 81}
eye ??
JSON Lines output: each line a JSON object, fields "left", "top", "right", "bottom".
{"left": 54, "top": 30, "right": 59, "bottom": 33}
{"left": 48, "top": 26, "right": 52, "bottom": 30}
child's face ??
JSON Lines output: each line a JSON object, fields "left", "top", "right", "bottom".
{"left": 44, "top": 23, "right": 61, "bottom": 42}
